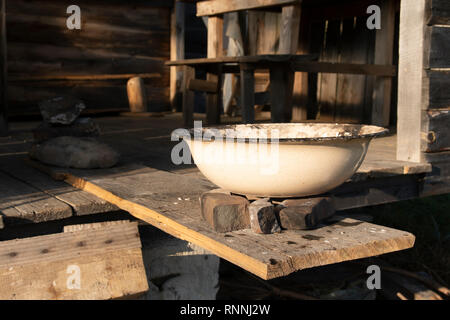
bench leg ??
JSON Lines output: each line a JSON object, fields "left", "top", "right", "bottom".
{"left": 182, "top": 65, "right": 195, "bottom": 127}
{"left": 240, "top": 65, "right": 255, "bottom": 124}
{"left": 270, "top": 66, "right": 293, "bottom": 123}
{"left": 205, "top": 71, "right": 221, "bottom": 125}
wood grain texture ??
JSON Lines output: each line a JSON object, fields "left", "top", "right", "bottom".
{"left": 424, "top": 26, "right": 450, "bottom": 68}
{"left": 27, "top": 162, "right": 416, "bottom": 280}
{"left": 6, "top": 0, "right": 171, "bottom": 113}
{"left": 397, "top": 0, "right": 427, "bottom": 163}
{"left": 372, "top": 0, "right": 396, "bottom": 127}
{"left": 0, "top": 156, "right": 117, "bottom": 216}
{"left": 422, "top": 108, "right": 450, "bottom": 153}
{"left": 425, "top": 0, "right": 450, "bottom": 25}
{"left": 0, "top": 221, "right": 148, "bottom": 300}
{"left": 197, "top": 0, "right": 300, "bottom": 16}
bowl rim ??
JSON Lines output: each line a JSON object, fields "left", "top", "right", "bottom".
{"left": 186, "top": 123, "right": 389, "bottom": 143}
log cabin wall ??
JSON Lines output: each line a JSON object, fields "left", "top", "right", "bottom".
{"left": 6, "top": 0, "right": 172, "bottom": 115}
{"left": 302, "top": 0, "right": 399, "bottom": 124}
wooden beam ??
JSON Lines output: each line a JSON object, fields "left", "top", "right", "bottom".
{"left": 0, "top": 0, "right": 7, "bottom": 136}
{"left": 29, "top": 163, "right": 416, "bottom": 281}
{"left": 197, "top": 0, "right": 300, "bottom": 17}
{"left": 278, "top": 4, "right": 301, "bottom": 121}
{"left": 8, "top": 73, "right": 161, "bottom": 82}
{"left": 397, "top": 0, "right": 427, "bottom": 163}
{"left": 187, "top": 78, "right": 218, "bottom": 93}
{"left": 425, "top": 0, "right": 450, "bottom": 25}
{"left": 170, "top": 1, "right": 185, "bottom": 112}
{"left": 206, "top": 15, "right": 223, "bottom": 125}
{"left": 372, "top": 0, "right": 396, "bottom": 127}
{"left": 0, "top": 221, "right": 148, "bottom": 299}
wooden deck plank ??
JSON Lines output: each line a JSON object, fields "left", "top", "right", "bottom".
{"left": 0, "top": 221, "right": 148, "bottom": 300}
{"left": 30, "top": 162, "right": 415, "bottom": 280}
{"left": 0, "top": 156, "right": 118, "bottom": 216}
{"left": 0, "top": 171, "right": 72, "bottom": 224}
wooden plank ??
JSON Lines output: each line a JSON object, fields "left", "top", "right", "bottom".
{"left": 0, "top": 156, "right": 117, "bottom": 216}
{"left": 188, "top": 78, "right": 218, "bottom": 93}
{"left": 278, "top": 4, "right": 301, "bottom": 121}
{"left": 0, "top": 171, "right": 73, "bottom": 225}
{"left": 397, "top": 0, "right": 427, "bottom": 163}
{"left": 293, "top": 62, "right": 396, "bottom": 76}
{"left": 166, "top": 54, "right": 315, "bottom": 66}
{"left": 206, "top": 15, "right": 223, "bottom": 125}
{"left": 9, "top": 73, "right": 161, "bottom": 82}
{"left": 423, "top": 70, "right": 450, "bottom": 109}
{"left": 425, "top": 0, "right": 450, "bottom": 25}
{"left": 335, "top": 17, "right": 370, "bottom": 123}
{"left": 0, "top": 221, "right": 148, "bottom": 300}
{"left": 424, "top": 26, "right": 450, "bottom": 68}
{"left": 32, "top": 163, "right": 415, "bottom": 280}
{"left": 372, "top": 0, "right": 396, "bottom": 127}
{"left": 170, "top": 1, "right": 185, "bottom": 112}
{"left": 0, "top": 0, "right": 7, "bottom": 136}
{"left": 196, "top": 0, "right": 300, "bottom": 17}
{"left": 421, "top": 108, "right": 450, "bottom": 152}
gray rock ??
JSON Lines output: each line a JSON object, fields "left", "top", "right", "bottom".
{"left": 30, "top": 136, "right": 119, "bottom": 169}
{"left": 39, "top": 96, "right": 86, "bottom": 125}
{"left": 33, "top": 118, "right": 101, "bottom": 142}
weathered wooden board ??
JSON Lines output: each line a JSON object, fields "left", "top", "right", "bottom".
{"left": 397, "top": 0, "right": 427, "bottom": 163}
{"left": 426, "top": 0, "right": 450, "bottom": 25}
{"left": 0, "top": 171, "right": 73, "bottom": 225}
{"left": 6, "top": 0, "right": 171, "bottom": 113}
{"left": 0, "top": 221, "right": 148, "bottom": 299}
{"left": 0, "top": 156, "right": 117, "bottom": 216}
{"left": 422, "top": 108, "right": 450, "bottom": 153}
{"left": 29, "top": 162, "right": 415, "bottom": 280}
{"left": 196, "top": 0, "right": 299, "bottom": 16}
{"left": 424, "top": 26, "right": 450, "bottom": 68}
{"left": 423, "top": 70, "right": 450, "bottom": 110}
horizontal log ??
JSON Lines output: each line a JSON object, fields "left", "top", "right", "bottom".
{"left": 293, "top": 62, "right": 397, "bottom": 76}
{"left": 9, "top": 73, "right": 161, "bottom": 82}
{"left": 196, "top": 0, "right": 300, "bottom": 16}
{"left": 423, "top": 70, "right": 450, "bottom": 109}
{"left": 422, "top": 108, "right": 450, "bottom": 153}
{"left": 424, "top": 26, "right": 450, "bottom": 68}
{"left": 426, "top": 0, "right": 450, "bottom": 25}
{"left": 187, "top": 78, "right": 218, "bottom": 93}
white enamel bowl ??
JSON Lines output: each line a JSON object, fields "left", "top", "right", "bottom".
{"left": 184, "top": 123, "right": 388, "bottom": 198}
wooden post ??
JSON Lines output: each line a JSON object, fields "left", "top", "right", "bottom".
{"left": 127, "top": 77, "right": 148, "bottom": 113}
{"left": 397, "top": 0, "right": 426, "bottom": 163}
{"left": 270, "top": 65, "right": 291, "bottom": 122}
{"left": 240, "top": 64, "right": 255, "bottom": 123}
{"left": 182, "top": 65, "right": 195, "bottom": 127}
{"left": 206, "top": 16, "right": 223, "bottom": 125}
{"left": 170, "top": 1, "right": 185, "bottom": 112}
{"left": 0, "top": 0, "right": 7, "bottom": 136}
{"left": 372, "top": 0, "right": 396, "bottom": 127}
